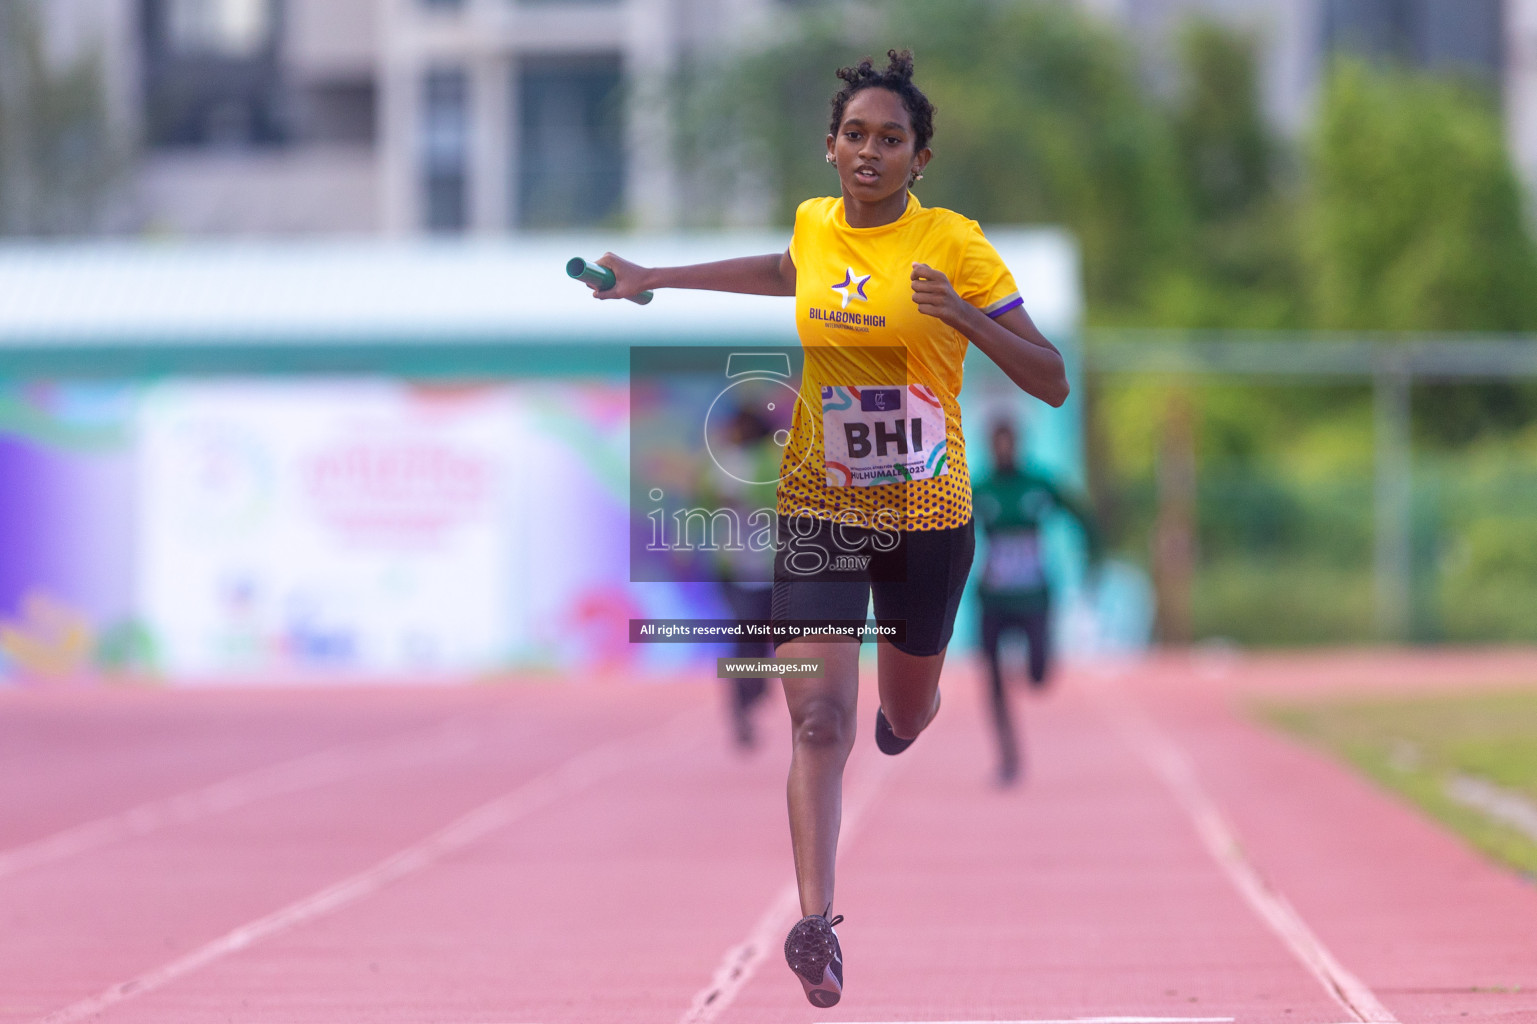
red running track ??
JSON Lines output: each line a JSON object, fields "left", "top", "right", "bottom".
{"left": 1, "top": 652, "right": 1534, "bottom": 1024}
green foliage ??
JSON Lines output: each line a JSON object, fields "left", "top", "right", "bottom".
{"left": 886, "top": 0, "right": 1187, "bottom": 311}
{"left": 1142, "top": 20, "right": 1302, "bottom": 329}
{"left": 1090, "top": 49, "right": 1537, "bottom": 646}
{"left": 671, "top": 9, "right": 855, "bottom": 229}
{"left": 1422, "top": 438, "right": 1537, "bottom": 641}
{"left": 1302, "top": 60, "right": 1537, "bottom": 332}
{"left": 675, "top": 6, "right": 1537, "bottom": 335}
{"left": 672, "top": 4, "right": 1537, "bottom": 645}
{"left": 673, "top": 0, "right": 1188, "bottom": 310}
{"left": 1098, "top": 395, "right": 1537, "bottom": 645}
{"left": 1193, "top": 554, "right": 1376, "bottom": 644}
{"left": 1172, "top": 20, "right": 1275, "bottom": 223}
{"left": 0, "top": 0, "right": 120, "bottom": 236}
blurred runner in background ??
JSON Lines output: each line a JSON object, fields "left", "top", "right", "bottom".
{"left": 700, "top": 406, "right": 780, "bottom": 749}
{"left": 974, "top": 416, "right": 1098, "bottom": 785}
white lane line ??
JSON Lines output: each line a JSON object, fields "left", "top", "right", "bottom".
{"left": 36, "top": 709, "right": 707, "bottom": 1024}
{"left": 813, "top": 1018, "right": 1238, "bottom": 1024}
{"left": 677, "top": 749, "right": 901, "bottom": 1024}
{"left": 1445, "top": 773, "right": 1537, "bottom": 842}
{"left": 0, "top": 719, "right": 483, "bottom": 882}
{"left": 1088, "top": 676, "right": 1399, "bottom": 1024}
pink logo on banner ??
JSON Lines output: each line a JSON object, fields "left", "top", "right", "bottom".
{"left": 304, "top": 441, "right": 492, "bottom": 544}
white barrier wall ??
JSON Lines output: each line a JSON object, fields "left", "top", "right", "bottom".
{"left": 0, "top": 233, "right": 1109, "bottom": 682}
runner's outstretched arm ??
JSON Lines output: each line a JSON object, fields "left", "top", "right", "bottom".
{"left": 585, "top": 251, "right": 797, "bottom": 299}
{"left": 1054, "top": 486, "right": 1104, "bottom": 565}
{"left": 911, "top": 261, "right": 1069, "bottom": 407}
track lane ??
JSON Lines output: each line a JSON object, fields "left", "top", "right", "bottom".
{"left": 1, "top": 682, "right": 708, "bottom": 1023}
{"left": 711, "top": 665, "right": 1348, "bottom": 1024}
{"left": 7, "top": 654, "right": 1536, "bottom": 1024}
{"left": 77, "top": 679, "right": 793, "bottom": 1024}
{"left": 1113, "top": 655, "right": 1537, "bottom": 1024}
{"left": 0, "top": 719, "right": 484, "bottom": 882}
{"left": 0, "top": 687, "right": 505, "bottom": 849}
{"left": 36, "top": 706, "right": 714, "bottom": 1024}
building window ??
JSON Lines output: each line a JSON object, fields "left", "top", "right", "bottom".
{"left": 298, "top": 80, "right": 376, "bottom": 146}
{"left": 516, "top": 56, "right": 624, "bottom": 228}
{"left": 422, "top": 68, "right": 470, "bottom": 233}
{"left": 164, "top": 0, "right": 272, "bottom": 56}
{"left": 140, "top": 0, "right": 287, "bottom": 148}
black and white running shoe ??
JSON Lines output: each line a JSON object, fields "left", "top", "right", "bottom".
{"left": 874, "top": 707, "right": 916, "bottom": 755}
{"left": 784, "top": 909, "right": 844, "bottom": 1007}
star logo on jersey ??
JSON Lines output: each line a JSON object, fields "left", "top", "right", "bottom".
{"left": 830, "top": 268, "right": 871, "bottom": 310}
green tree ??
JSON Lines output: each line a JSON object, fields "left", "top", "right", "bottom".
{"left": 1173, "top": 19, "right": 1275, "bottom": 223}
{"left": 0, "top": 0, "right": 119, "bottom": 236}
{"left": 673, "top": 0, "right": 1188, "bottom": 314}
{"left": 1303, "top": 59, "right": 1537, "bottom": 332}
{"left": 1144, "top": 18, "right": 1302, "bottom": 329}
{"left": 671, "top": 7, "right": 855, "bottom": 230}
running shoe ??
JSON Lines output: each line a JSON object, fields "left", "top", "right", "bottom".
{"left": 784, "top": 909, "right": 844, "bottom": 1007}
{"left": 874, "top": 707, "right": 916, "bottom": 755}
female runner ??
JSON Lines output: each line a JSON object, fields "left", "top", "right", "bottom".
{"left": 584, "top": 50, "right": 1068, "bottom": 1007}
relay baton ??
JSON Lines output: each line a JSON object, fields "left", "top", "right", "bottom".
{"left": 566, "top": 257, "right": 654, "bottom": 305}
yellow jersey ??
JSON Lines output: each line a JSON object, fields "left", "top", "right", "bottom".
{"left": 777, "top": 193, "right": 1023, "bottom": 531}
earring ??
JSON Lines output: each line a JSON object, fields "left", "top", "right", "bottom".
{"left": 826, "top": 153, "right": 836, "bottom": 165}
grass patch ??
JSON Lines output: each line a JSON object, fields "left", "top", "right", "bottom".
{"left": 1192, "top": 557, "right": 1375, "bottom": 645}
{"left": 1262, "top": 688, "right": 1537, "bottom": 880}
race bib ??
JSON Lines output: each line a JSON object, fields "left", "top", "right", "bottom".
{"left": 822, "top": 384, "right": 948, "bottom": 487}
{"left": 983, "top": 532, "right": 1044, "bottom": 590}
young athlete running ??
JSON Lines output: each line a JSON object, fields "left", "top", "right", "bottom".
{"left": 583, "top": 50, "right": 1068, "bottom": 1007}
{"left": 974, "top": 416, "right": 1099, "bottom": 784}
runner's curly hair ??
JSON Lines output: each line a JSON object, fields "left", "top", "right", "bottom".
{"left": 829, "top": 49, "right": 936, "bottom": 152}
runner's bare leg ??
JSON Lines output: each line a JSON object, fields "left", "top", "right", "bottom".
{"left": 782, "top": 639, "right": 861, "bottom": 916}
{"left": 877, "top": 642, "right": 947, "bottom": 739}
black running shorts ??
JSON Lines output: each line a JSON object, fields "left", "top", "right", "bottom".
{"left": 770, "top": 515, "right": 975, "bottom": 657}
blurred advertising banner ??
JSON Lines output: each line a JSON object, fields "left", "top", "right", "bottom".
{"left": 137, "top": 382, "right": 512, "bottom": 677}
{"left": 0, "top": 379, "right": 700, "bottom": 683}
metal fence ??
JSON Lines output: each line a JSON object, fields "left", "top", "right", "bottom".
{"left": 1086, "top": 331, "right": 1537, "bottom": 644}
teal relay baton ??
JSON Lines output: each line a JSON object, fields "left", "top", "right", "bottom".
{"left": 566, "top": 257, "right": 654, "bottom": 305}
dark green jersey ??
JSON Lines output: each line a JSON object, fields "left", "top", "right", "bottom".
{"left": 973, "top": 467, "right": 1095, "bottom": 611}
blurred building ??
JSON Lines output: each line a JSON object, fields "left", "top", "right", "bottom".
{"left": 32, "top": 0, "right": 774, "bottom": 236}
{"left": 1513, "top": 0, "right": 1537, "bottom": 195}
{"left": 19, "top": 0, "right": 1537, "bottom": 236}
{"left": 1081, "top": 0, "right": 1507, "bottom": 130}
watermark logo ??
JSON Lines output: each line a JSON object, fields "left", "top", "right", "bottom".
{"left": 701, "top": 352, "right": 814, "bottom": 486}
{"left": 629, "top": 346, "right": 909, "bottom": 585}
